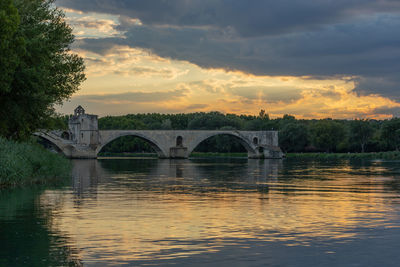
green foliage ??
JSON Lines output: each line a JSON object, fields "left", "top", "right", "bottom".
{"left": 188, "top": 111, "right": 242, "bottom": 130}
{"left": 258, "top": 109, "right": 269, "bottom": 120}
{"left": 192, "top": 125, "right": 245, "bottom": 153}
{"left": 381, "top": 118, "right": 400, "bottom": 151}
{"left": 0, "top": 137, "right": 70, "bottom": 188}
{"left": 161, "top": 119, "right": 172, "bottom": 130}
{"left": 99, "top": 115, "right": 146, "bottom": 130}
{"left": 96, "top": 111, "right": 400, "bottom": 155}
{"left": 0, "top": 0, "right": 23, "bottom": 93}
{"left": 350, "top": 119, "right": 374, "bottom": 152}
{"left": 195, "top": 135, "right": 246, "bottom": 153}
{"left": 279, "top": 122, "right": 308, "bottom": 152}
{"left": 101, "top": 135, "right": 154, "bottom": 153}
{"left": 310, "top": 120, "right": 346, "bottom": 152}
{"left": 0, "top": 0, "right": 85, "bottom": 140}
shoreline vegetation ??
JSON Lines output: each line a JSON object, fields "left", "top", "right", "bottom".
{"left": 286, "top": 151, "right": 400, "bottom": 160}
{"left": 99, "top": 151, "right": 400, "bottom": 160}
{"left": 0, "top": 138, "right": 71, "bottom": 189}
{"left": 98, "top": 152, "right": 249, "bottom": 158}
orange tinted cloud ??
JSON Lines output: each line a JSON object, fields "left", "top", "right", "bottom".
{"left": 58, "top": 9, "right": 400, "bottom": 118}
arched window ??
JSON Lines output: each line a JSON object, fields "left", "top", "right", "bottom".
{"left": 258, "top": 147, "right": 264, "bottom": 153}
{"left": 176, "top": 136, "right": 183, "bottom": 147}
{"left": 61, "top": 131, "right": 70, "bottom": 140}
{"left": 253, "top": 137, "right": 258, "bottom": 145}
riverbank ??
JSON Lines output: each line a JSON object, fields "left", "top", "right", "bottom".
{"left": 98, "top": 152, "right": 248, "bottom": 158}
{"left": 0, "top": 138, "right": 71, "bottom": 188}
{"left": 96, "top": 151, "right": 400, "bottom": 160}
{"left": 286, "top": 151, "right": 400, "bottom": 160}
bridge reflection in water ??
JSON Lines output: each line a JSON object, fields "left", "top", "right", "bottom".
{"left": 36, "top": 158, "right": 400, "bottom": 265}
{"left": 71, "top": 158, "right": 282, "bottom": 198}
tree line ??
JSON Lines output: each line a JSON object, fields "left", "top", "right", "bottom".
{"left": 78, "top": 110, "right": 400, "bottom": 154}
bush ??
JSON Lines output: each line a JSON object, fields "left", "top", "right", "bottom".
{"left": 0, "top": 137, "right": 70, "bottom": 187}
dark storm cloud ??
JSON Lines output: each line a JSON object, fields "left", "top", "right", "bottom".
{"left": 372, "top": 107, "right": 400, "bottom": 117}
{"left": 354, "top": 76, "right": 400, "bottom": 99}
{"left": 58, "top": 0, "right": 400, "bottom": 37}
{"left": 58, "top": 0, "right": 400, "bottom": 100}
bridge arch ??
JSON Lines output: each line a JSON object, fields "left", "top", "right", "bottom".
{"left": 61, "top": 131, "right": 70, "bottom": 140}
{"left": 96, "top": 132, "right": 167, "bottom": 158}
{"left": 188, "top": 131, "right": 258, "bottom": 157}
{"left": 33, "top": 133, "right": 68, "bottom": 157}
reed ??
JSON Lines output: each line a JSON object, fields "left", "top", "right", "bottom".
{"left": 0, "top": 138, "right": 70, "bottom": 188}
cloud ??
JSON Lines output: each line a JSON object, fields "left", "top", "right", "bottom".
{"left": 63, "top": 9, "right": 122, "bottom": 38}
{"left": 56, "top": 0, "right": 400, "bottom": 117}
{"left": 64, "top": 10, "right": 400, "bottom": 101}
{"left": 58, "top": 0, "right": 400, "bottom": 37}
{"left": 69, "top": 17, "right": 116, "bottom": 31}
{"left": 73, "top": 45, "right": 187, "bottom": 79}
{"left": 185, "top": 104, "right": 209, "bottom": 110}
{"left": 58, "top": 89, "right": 191, "bottom": 115}
{"left": 72, "top": 89, "right": 187, "bottom": 104}
{"left": 372, "top": 107, "right": 400, "bottom": 117}
{"left": 228, "top": 86, "right": 303, "bottom": 103}
{"left": 58, "top": 77, "right": 400, "bottom": 119}
{"left": 354, "top": 75, "right": 400, "bottom": 100}
{"left": 113, "top": 67, "right": 173, "bottom": 77}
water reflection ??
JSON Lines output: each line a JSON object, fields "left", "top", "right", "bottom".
{"left": 2, "top": 158, "right": 400, "bottom": 266}
{"left": 39, "top": 159, "right": 400, "bottom": 265}
{"left": 70, "top": 158, "right": 281, "bottom": 195}
{"left": 0, "top": 187, "right": 82, "bottom": 266}
{"left": 48, "top": 158, "right": 286, "bottom": 264}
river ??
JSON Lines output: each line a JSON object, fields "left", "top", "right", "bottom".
{"left": 1, "top": 158, "right": 400, "bottom": 266}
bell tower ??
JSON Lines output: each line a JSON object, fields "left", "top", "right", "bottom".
{"left": 68, "top": 106, "right": 99, "bottom": 146}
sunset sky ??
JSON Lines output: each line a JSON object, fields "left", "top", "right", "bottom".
{"left": 56, "top": 0, "right": 400, "bottom": 119}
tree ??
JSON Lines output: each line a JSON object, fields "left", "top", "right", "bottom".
{"left": 279, "top": 122, "right": 308, "bottom": 152}
{"left": 310, "top": 120, "right": 346, "bottom": 152}
{"left": 381, "top": 118, "right": 400, "bottom": 151}
{"left": 258, "top": 109, "right": 269, "bottom": 120}
{"left": 188, "top": 112, "right": 241, "bottom": 130}
{"left": 160, "top": 119, "right": 172, "bottom": 130}
{"left": 0, "top": 0, "right": 85, "bottom": 139}
{"left": 0, "top": 0, "right": 23, "bottom": 94}
{"left": 350, "top": 119, "right": 374, "bottom": 152}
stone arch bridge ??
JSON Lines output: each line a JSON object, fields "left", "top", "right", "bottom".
{"left": 34, "top": 107, "right": 283, "bottom": 159}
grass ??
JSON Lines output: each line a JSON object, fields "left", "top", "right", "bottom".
{"left": 0, "top": 137, "right": 71, "bottom": 188}
{"left": 286, "top": 151, "right": 400, "bottom": 160}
